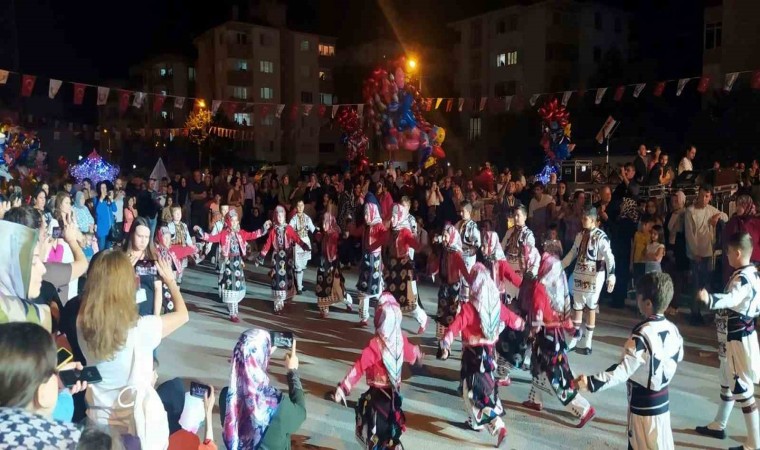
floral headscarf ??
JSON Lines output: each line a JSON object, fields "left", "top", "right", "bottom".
{"left": 156, "top": 226, "right": 183, "bottom": 277}
{"left": 374, "top": 292, "right": 404, "bottom": 388}
{"left": 223, "top": 328, "right": 283, "bottom": 450}
{"left": 442, "top": 223, "right": 462, "bottom": 252}
{"left": 736, "top": 195, "right": 757, "bottom": 217}
{"left": 391, "top": 204, "right": 410, "bottom": 231}
{"left": 364, "top": 202, "right": 381, "bottom": 227}
{"left": 273, "top": 205, "right": 287, "bottom": 226}
{"left": 224, "top": 209, "right": 240, "bottom": 232}
{"left": 469, "top": 263, "right": 504, "bottom": 342}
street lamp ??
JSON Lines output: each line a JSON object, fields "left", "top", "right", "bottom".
{"left": 197, "top": 99, "right": 206, "bottom": 109}
{"left": 406, "top": 58, "right": 422, "bottom": 92}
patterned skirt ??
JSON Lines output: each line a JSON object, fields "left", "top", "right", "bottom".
{"left": 435, "top": 280, "right": 461, "bottom": 327}
{"left": 316, "top": 258, "right": 346, "bottom": 309}
{"left": 496, "top": 322, "right": 530, "bottom": 370}
{"left": 219, "top": 254, "right": 246, "bottom": 304}
{"left": 384, "top": 256, "right": 417, "bottom": 311}
{"left": 270, "top": 248, "right": 295, "bottom": 300}
{"left": 461, "top": 345, "right": 504, "bottom": 427}
{"left": 356, "top": 252, "right": 383, "bottom": 296}
{"left": 530, "top": 327, "right": 578, "bottom": 406}
{"left": 355, "top": 387, "right": 405, "bottom": 450}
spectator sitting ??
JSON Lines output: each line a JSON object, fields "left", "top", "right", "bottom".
{"left": 153, "top": 369, "right": 217, "bottom": 450}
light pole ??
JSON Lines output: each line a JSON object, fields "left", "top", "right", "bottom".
{"left": 407, "top": 59, "right": 422, "bottom": 93}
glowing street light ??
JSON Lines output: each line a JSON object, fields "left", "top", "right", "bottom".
{"left": 407, "top": 59, "right": 417, "bottom": 70}
{"left": 197, "top": 99, "right": 206, "bottom": 109}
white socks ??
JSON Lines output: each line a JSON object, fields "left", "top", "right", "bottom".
{"left": 295, "top": 271, "right": 304, "bottom": 290}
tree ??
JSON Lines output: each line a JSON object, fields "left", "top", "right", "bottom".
{"left": 185, "top": 108, "right": 212, "bottom": 168}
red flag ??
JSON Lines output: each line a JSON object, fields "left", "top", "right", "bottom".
{"left": 613, "top": 86, "right": 626, "bottom": 102}
{"left": 118, "top": 91, "right": 131, "bottom": 114}
{"left": 73, "top": 83, "right": 86, "bottom": 105}
{"left": 318, "top": 104, "right": 327, "bottom": 117}
{"left": 153, "top": 94, "right": 166, "bottom": 113}
{"left": 260, "top": 104, "right": 271, "bottom": 117}
{"left": 290, "top": 105, "right": 299, "bottom": 120}
{"left": 445, "top": 99, "right": 453, "bottom": 112}
{"left": 697, "top": 75, "right": 712, "bottom": 93}
{"left": 752, "top": 71, "right": 760, "bottom": 90}
{"left": 652, "top": 82, "right": 666, "bottom": 97}
{"left": 20, "top": 75, "right": 36, "bottom": 97}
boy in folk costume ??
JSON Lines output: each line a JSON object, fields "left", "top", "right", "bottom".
{"left": 384, "top": 204, "right": 429, "bottom": 334}
{"left": 695, "top": 232, "right": 760, "bottom": 450}
{"left": 333, "top": 293, "right": 423, "bottom": 450}
{"left": 194, "top": 210, "right": 271, "bottom": 322}
{"left": 577, "top": 272, "right": 684, "bottom": 450}
{"left": 357, "top": 198, "right": 388, "bottom": 326}
{"left": 315, "top": 212, "right": 353, "bottom": 318}
{"left": 256, "top": 205, "right": 310, "bottom": 315}
{"left": 457, "top": 202, "right": 481, "bottom": 295}
{"left": 500, "top": 205, "right": 539, "bottom": 303}
{"left": 520, "top": 253, "right": 596, "bottom": 428}
{"left": 289, "top": 200, "right": 316, "bottom": 294}
{"left": 561, "top": 206, "right": 616, "bottom": 355}
{"left": 439, "top": 263, "right": 525, "bottom": 447}
{"left": 167, "top": 205, "right": 197, "bottom": 283}
{"left": 431, "top": 223, "right": 472, "bottom": 344}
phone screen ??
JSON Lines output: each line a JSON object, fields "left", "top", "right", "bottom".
{"left": 59, "top": 366, "right": 102, "bottom": 387}
{"left": 52, "top": 227, "right": 62, "bottom": 239}
{"left": 270, "top": 331, "right": 294, "bottom": 349}
{"left": 190, "top": 382, "right": 210, "bottom": 399}
{"left": 57, "top": 348, "right": 73, "bottom": 369}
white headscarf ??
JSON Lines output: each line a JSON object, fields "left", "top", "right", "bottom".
{"left": 469, "top": 263, "right": 504, "bottom": 342}
{"left": 374, "top": 292, "right": 404, "bottom": 387}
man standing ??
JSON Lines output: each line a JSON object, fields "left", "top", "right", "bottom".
{"left": 136, "top": 178, "right": 161, "bottom": 236}
{"left": 678, "top": 145, "right": 697, "bottom": 175}
{"left": 242, "top": 173, "right": 255, "bottom": 230}
{"left": 593, "top": 186, "right": 612, "bottom": 233}
{"left": 188, "top": 170, "right": 208, "bottom": 232}
{"left": 647, "top": 152, "right": 671, "bottom": 186}
{"left": 634, "top": 144, "right": 649, "bottom": 185}
{"left": 608, "top": 163, "right": 639, "bottom": 309}
{"left": 528, "top": 182, "right": 554, "bottom": 245}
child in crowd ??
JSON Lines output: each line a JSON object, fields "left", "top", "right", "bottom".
{"left": 644, "top": 224, "right": 665, "bottom": 274}
{"left": 167, "top": 205, "right": 197, "bottom": 282}
{"left": 542, "top": 223, "right": 563, "bottom": 259}
{"left": 632, "top": 216, "right": 654, "bottom": 285}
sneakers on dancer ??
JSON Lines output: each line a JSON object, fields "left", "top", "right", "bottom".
{"left": 521, "top": 400, "right": 542, "bottom": 412}
{"left": 575, "top": 406, "right": 595, "bottom": 428}
{"left": 575, "top": 347, "right": 592, "bottom": 355}
{"left": 229, "top": 315, "right": 240, "bottom": 323}
{"left": 694, "top": 425, "right": 726, "bottom": 440}
{"left": 496, "top": 427, "right": 508, "bottom": 447}
{"left": 465, "top": 417, "right": 484, "bottom": 432}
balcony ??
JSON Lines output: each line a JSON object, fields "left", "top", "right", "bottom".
{"left": 227, "top": 70, "right": 253, "bottom": 87}
{"left": 227, "top": 44, "right": 252, "bottom": 59}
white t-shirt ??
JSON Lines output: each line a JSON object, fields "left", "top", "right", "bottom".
{"left": 79, "top": 315, "right": 163, "bottom": 434}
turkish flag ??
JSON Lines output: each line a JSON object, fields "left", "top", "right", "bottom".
{"left": 652, "top": 81, "right": 666, "bottom": 97}
{"left": 290, "top": 105, "right": 299, "bottom": 120}
{"left": 613, "top": 85, "right": 626, "bottom": 102}
{"left": 318, "top": 104, "right": 327, "bottom": 117}
{"left": 260, "top": 104, "right": 270, "bottom": 117}
{"left": 153, "top": 94, "right": 166, "bottom": 113}
{"left": 751, "top": 71, "right": 760, "bottom": 90}
{"left": 21, "top": 75, "right": 36, "bottom": 97}
{"left": 73, "top": 83, "right": 86, "bottom": 105}
{"left": 697, "top": 75, "right": 712, "bottom": 93}
{"left": 118, "top": 91, "right": 131, "bottom": 114}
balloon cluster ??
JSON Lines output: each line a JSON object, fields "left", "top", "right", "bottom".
{"left": 69, "top": 150, "right": 120, "bottom": 184}
{"left": 537, "top": 98, "right": 575, "bottom": 183}
{"left": 363, "top": 57, "right": 446, "bottom": 170}
{"left": 0, "top": 124, "right": 44, "bottom": 181}
{"left": 336, "top": 107, "right": 369, "bottom": 172}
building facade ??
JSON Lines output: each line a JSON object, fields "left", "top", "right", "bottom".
{"left": 702, "top": 0, "right": 760, "bottom": 89}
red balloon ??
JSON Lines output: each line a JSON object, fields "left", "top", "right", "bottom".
{"left": 431, "top": 145, "right": 446, "bottom": 159}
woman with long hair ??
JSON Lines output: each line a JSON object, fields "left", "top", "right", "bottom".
{"left": 94, "top": 181, "right": 117, "bottom": 252}
{"left": 123, "top": 195, "right": 138, "bottom": 234}
{"left": 123, "top": 217, "right": 162, "bottom": 316}
{"left": 227, "top": 177, "right": 244, "bottom": 222}
{"left": 77, "top": 249, "right": 188, "bottom": 440}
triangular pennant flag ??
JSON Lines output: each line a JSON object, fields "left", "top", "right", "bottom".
{"left": 479, "top": 97, "right": 487, "bottom": 112}
{"left": 356, "top": 104, "right": 364, "bottom": 119}
{"left": 96, "top": 86, "right": 110, "bottom": 106}
{"left": 153, "top": 94, "right": 166, "bottom": 113}
{"left": 752, "top": 71, "right": 760, "bottom": 90}
{"left": 676, "top": 78, "right": 690, "bottom": 96}
{"left": 457, "top": 98, "right": 465, "bottom": 112}
{"left": 632, "top": 83, "right": 646, "bottom": 98}
{"left": 133, "top": 92, "right": 145, "bottom": 108}
{"left": 504, "top": 96, "right": 513, "bottom": 112}
{"left": 724, "top": 73, "right": 739, "bottom": 92}
{"left": 595, "top": 87, "right": 607, "bottom": 105}
{"left": 0, "top": 70, "right": 8, "bottom": 84}
{"left": 445, "top": 99, "right": 453, "bottom": 112}
{"left": 174, "top": 97, "right": 185, "bottom": 109}
{"left": 49, "top": 79, "right": 63, "bottom": 99}
{"left": 21, "top": 75, "right": 36, "bottom": 97}
{"left": 318, "top": 104, "right": 326, "bottom": 117}
{"left": 529, "top": 94, "right": 540, "bottom": 107}
{"left": 118, "top": 91, "right": 131, "bottom": 114}
{"left": 697, "top": 75, "right": 711, "bottom": 94}
{"left": 211, "top": 100, "right": 221, "bottom": 114}
{"left": 435, "top": 98, "right": 443, "bottom": 110}
{"left": 331, "top": 104, "right": 339, "bottom": 118}
{"left": 613, "top": 85, "right": 626, "bottom": 102}
{"left": 73, "top": 83, "right": 86, "bottom": 105}
{"left": 653, "top": 81, "right": 666, "bottom": 97}
{"left": 561, "top": 91, "right": 572, "bottom": 106}
{"left": 303, "top": 104, "right": 313, "bottom": 116}
{"left": 275, "top": 104, "right": 285, "bottom": 118}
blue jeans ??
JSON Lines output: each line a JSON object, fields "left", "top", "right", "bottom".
{"left": 690, "top": 257, "right": 713, "bottom": 317}
{"left": 96, "top": 234, "right": 111, "bottom": 253}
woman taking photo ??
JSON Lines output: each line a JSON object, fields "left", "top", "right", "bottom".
{"left": 123, "top": 217, "right": 163, "bottom": 316}
{"left": 228, "top": 177, "right": 244, "bottom": 222}
{"left": 94, "top": 181, "right": 117, "bottom": 251}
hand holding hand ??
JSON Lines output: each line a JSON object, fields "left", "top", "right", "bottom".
{"left": 263, "top": 220, "right": 272, "bottom": 230}
{"left": 204, "top": 385, "right": 216, "bottom": 416}
{"left": 575, "top": 375, "right": 588, "bottom": 391}
{"left": 697, "top": 288, "right": 710, "bottom": 305}
{"left": 710, "top": 213, "right": 722, "bottom": 227}
{"left": 0, "top": 200, "right": 10, "bottom": 218}
{"left": 333, "top": 386, "right": 347, "bottom": 406}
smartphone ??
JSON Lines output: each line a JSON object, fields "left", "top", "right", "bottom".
{"left": 270, "top": 331, "right": 294, "bottom": 349}
{"left": 52, "top": 227, "right": 62, "bottom": 239}
{"left": 135, "top": 260, "right": 157, "bottom": 276}
{"left": 56, "top": 347, "right": 73, "bottom": 369}
{"left": 190, "top": 382, "right": 210, "bottom": 399}
{"left": 59, "top": 366, "right": 103, "bottom": 387}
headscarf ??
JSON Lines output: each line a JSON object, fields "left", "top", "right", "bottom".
{"left": 469, "top": 263, "right": 504, "bottom": 342}
{"left": 224, "top": 209, "right": 240, "bottom": 231}
{"left": 482, "top": 230, "right": 505, "bottom": 260}
{"left": 0, "top": 220, "right": 48, "bottom": 325}
{"left": 374, "top": 292, "right": 404, "bottom": 388}
{"left": 364, "top": 202, "right": 381, "bottom": 227}
{"left": 273, "top": 205, "right": 287, "bottom": 226}
{"left": 223, "top": 328, "right": 283, "bottom": 450}
{"left": 390, "top": 203, "right": 411, "bottom": 231}
{"left": 442, "top": 223, "right": 462, "bottom": 252}
{"left": 156, "top": 226, "right": 183, "bottom": 278}
{"left": 736, "top": 194, "right": 757, "bottom": 217}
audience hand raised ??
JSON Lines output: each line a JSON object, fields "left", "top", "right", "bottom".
{"left": 155, "top": 257, "right": 176, "bottom": 284}
{"left": 284, "top": 339, "right": 299, "bottom": 371}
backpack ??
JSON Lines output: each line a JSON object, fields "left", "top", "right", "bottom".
{"left": 117, "top": 344, "right": 169, "bottom": 450}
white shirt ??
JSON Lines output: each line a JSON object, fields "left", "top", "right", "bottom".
{"left": 79, "top": 315, "right": 163, "bottom": 434}
{"left": 678, "top": 157, "right": 693, "bottom": 175}
{"left": 684, "top": 204, "right": 727, "bottom": 259}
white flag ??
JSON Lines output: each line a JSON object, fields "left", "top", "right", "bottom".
{"left": 676, "top": 78, "right": 690, "bottom": 96}
{"left": 457, "top": 98, "right": 465, "bottom": 112}
{"left": 357, "top": 104, "right": 364, "bottom": 119}
{"left": 174, "top": 97, "right": 185, "bottom": 109}
{"left": 275, "top": 104, "right": 285, "bottom": 118}
{"left": 303, "top": 104, "right": 313, "bottom": 116}
{"left": 49, "top": 79, "right": 63, "bottom": 99}
{"left": 724, "top": 73, "right": 739, "bottom": 92}
{"left": 595, "top": 88, "right": 607, "bottom": 105}
{"left": 211, "top": 100, "right": 221, "bottom": 114}
{"left": 435, "top": 98, "right": 443, "bottom": 110}
{"left": 331, "top": 105, "right": 339, "bottom": 118}
{"left": 0, "top": 70, "right": 8, "bottom": 84}
{"left": 529, "top": 94, "right": 540, "bottom": 107}
{"left": 133, "top": 92, "right": 145, "bottom": 108}
{"left": 504, "top": 96, "right": 513, "bottom": 111}
{"left": 632, "top": 83, "right": 646, "bottom": 98}
{"left": 96, "top": 86, "right": 110, "bottom": 105}
{"left": 561, "top": 91, "right": 572, "bottom": 106}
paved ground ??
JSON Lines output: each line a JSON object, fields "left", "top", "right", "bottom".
{"left": 157, "top": 261, "right": 747, "bottom": 449}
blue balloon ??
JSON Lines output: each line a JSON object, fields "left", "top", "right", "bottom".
{"left": 396, "top": 91, "right": 417, "bottom": 132}
{"left": 418, "top": 145, "right": 432, "bottom": 169}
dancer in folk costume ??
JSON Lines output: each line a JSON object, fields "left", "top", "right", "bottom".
{"left": 156, "top": 226, "right": 184, "bottom": 314}
{"left": 695, "top": 232, "right": 760, "bottom": 450}
{"left": 431, "top": 223, "right": 471, "bottom": 344}
{"left": 480, "top": 220, "right": 507, "bottom": 295}
{"left": 257, "top": 206, "right": 310, "bottom": 315}
{"left": 578, "top": 272, "right": 683, "bottom": 450}
{"left": 520, "top": 253, "right": 596, "bottom": 428}
{"left": 439, "top": 263, "right": 525, "bottom": 447}
{"left": 315, "top": 212, "right": 353, "bottom": 318}
{"left": 357, "top": 198, "right": 388, "bottom": 326}
{"left": 167, "top": 205, "right": 198, "bottom": 282}
{"left": 500, "top": 205, "right": 539, "bottom": 303}
{"left": 334, "top": 293, "right": 423, "bottom": 450}
{"left": 195, "top": 210, "right": 271, "bottom": 322}
{"left": 457, "top": 202, "right": 481, "bottom": 296}
{"left": 384, "top": 204, "right": 429, "bottom": 334}
{"left": 290, "top": 200, "right": 316, "bottom": 294}
{"left": 561, "top": 206, "right": 615, "bottom": 355}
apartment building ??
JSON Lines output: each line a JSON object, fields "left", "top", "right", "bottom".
{"left": 702, "top": 0, "right": 760, "bottom": 90}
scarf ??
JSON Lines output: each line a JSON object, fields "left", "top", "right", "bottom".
{"left": 223, "top": 328, "right": 283, "bottom": 450}
{"left": 0, "top": 220, "right": 39, "bottom": 300}
{"left": 374, "top": 293, "right": 404, "bottom": 388}
{"left": 737, "top": 194, "right": 757, "bottom": 217}
{"left": 469, "top": 263, "right": 504, "bottom": 342}
{"left": 391, "top": 204, "right": 410, "bottom": 231}
{"left": 482, "top": 231, "right": 504, "bottom": 260}
{"left": 364, "top": 202, "right": 381, "bottom": 226}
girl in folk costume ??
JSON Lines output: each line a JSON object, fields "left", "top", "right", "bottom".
{"left": 156, "top": 226, "right": 184, "bottom": 314}
{"left": 257, "top": 205, "right": 310, "bottom": 314}
{"left": 195, "top": 210, "right": 271, "bottom": 322}
{"left": 357, "top": 199, "right": 388, "bottom": 326}
{"left": 167, "top": 205, "right": 198, "bottom": 282}
{"left": 289, "top": 200, "right": 316, "bottom": 294}
{"left": 456, "top": 202, "right": 481, "bottom": 296}
{"left": 333, "top": 293, "right": 423, "bottom": 450}
{"left": 520, "top": 253, "right": 596, "bottom": 428}
{"left": 384, "top": 204, "right": 429, "bottom": 334}
{"left": 315, "top": 212, "right": 354, "bottom": 318}
{"left": 430, "top": 223, "right": 472, "bottom": 344}
{"left": 439, "top": 264, "right": 525, "bottom": 447}
{"left": 500, "top": 205, "right": 539, "bottom": 302}
{"left": 480, "top": 220, "right": 506, "bottom": 293}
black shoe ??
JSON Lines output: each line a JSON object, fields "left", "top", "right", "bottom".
{"left": 694, "top": 425, "right": 726, "bottom": 439}
{"left": 297, "top": 289, "right": 303, "bottom": 295}
{"left": 576, "top": 347, "right": 592, "bottom": 355}
{"left": 689, "top": 315, "right": 706, "bottom": 326}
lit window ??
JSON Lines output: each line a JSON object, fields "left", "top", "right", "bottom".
{"left": 318, "top": 44, "right": 335, "bottom": 56}
{"left": 159, "top": 68, "right": 166, "bottom": 77}
{"left": 260, "top": 87, "right": 273, "bottom": 100}
{"left": 161, "top": 111, "right": 168, "bottom": 119}
{"left": 188, "top": 67, "right": 196, "bottom": 81}
{"left": 300, "top": 40, "right": 310, "bottom": 51}
{"left": 496, "top": 53, "right": 506, "bottom": 67}
{"left": 507, "top": 51, "right": 518, "bottom": 65}
{"left": 236, "top": 60, "right": 248, "bottom": 71}
{"left": 234, "top": 113, "right": 251, "bottom": 126}
{"left": 469, "top": 117, "right": 482, "bottom": 141}
{"left": 260, "top": 60, "right": 274, "bottom": 73}
{"left": 319, "top": 69, "right": 330, "bottom": 81}
{"left": 232, "top": 86, "right": 248, "bottom": 100}
{"left": 319, "top": 93, "right": 333, "bottom": 105}
{"left": 261, "top": 115, "right": 274, "bottom": 126}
